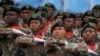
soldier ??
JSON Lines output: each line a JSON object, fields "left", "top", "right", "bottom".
{"left": 81, "top": 16, "right": 97, "bottom": 32}
{"left": 45, "top": 20, "right": 67, "bottom": 56}
{"left": 81, "top": 23, "right": 100, "bottom": 56}
{"left": 3, "top": 6, "right": 21, "bottom": 29}
{"left": 16, "top": 14, "right": 45, "bottom": 56}
{"left": 74, "top": 13, "right": 83, "bottom": 36}
{"left": 53, "top": 10, "right": 65, "bottom": 22}
{"left": 43, "top": 20, "right": 88, "bottom": 56}
{"left": 37, "top": 11, "right": 48, "bottom": 34}
{"left": 35, "top": 6, "right": 53, "bottom": 34}
{"left": 44, "top": 3, "right": 56, "bottom": 26}
{"left": 62, "top": 12, "right": 78, "bottom": 41}
{"left": 0, "top": 6, "right": 21, "bottom": 56}
{"left": 75, "top": 13, "right": 83, "bottom": 29}
{"left": 21, "top": 5, "right": 35, "bottom": 28}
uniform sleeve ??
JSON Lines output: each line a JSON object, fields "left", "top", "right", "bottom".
{"left": 65, "top": 41, "right": 88, "bottom": 56}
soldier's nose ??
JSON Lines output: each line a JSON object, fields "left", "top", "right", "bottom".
{"left": 86, "top": 32, "right": 91, "bottom": 35}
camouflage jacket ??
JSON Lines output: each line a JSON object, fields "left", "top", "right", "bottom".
{"left": 15, "top": 34, "right": 45, "bottom": 56}
{"left": 44, "top": 38, "right": 88, "bottom": 56}
{"left": 1, "top": 34, "right": 20, "bottom": 56}
{"left": 44, "top": 38, "right": 66, "bottom": 56}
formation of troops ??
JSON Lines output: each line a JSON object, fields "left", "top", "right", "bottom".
{"left": 0, "top": 0, "right": 100, "bottom": 56}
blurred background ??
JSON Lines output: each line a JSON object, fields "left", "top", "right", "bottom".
{"left": 0, "top": 0, "right": 99, "bottom": 13}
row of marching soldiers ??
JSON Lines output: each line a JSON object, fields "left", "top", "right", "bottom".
{"left": 0, "top": 0, "right": 100, "bottom": 56}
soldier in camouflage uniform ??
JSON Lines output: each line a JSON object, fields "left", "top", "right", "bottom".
{"left": 81, "top": 23, "right": 100, "bottom": 56}
{"left": 81, "top": 16, "right": 100, "bottom": 41}
{"left": 74, "top": 13, "right": 83, "bottom": 37}
{"left": 62, "top": 12, "right": 83, "bottom": 43}
{"left": 44, "top": 3, "right": 56, "bottom": 33}
{"left": 0, "top": 6, "right": 21, "bottom": 56}
{"left": 15, "top": 14, "right": 45, "bottom": 56}
{"left": 20, "top": 5, "right": 35, "bottom": 28}
{"left": 37, "top": 11, "right": 48, "bottom": 35}
{"left": 44, "top": 3, "right": 56, "bottom": 22}
{"left": 43, "top": 20, "right": 88, "bottom": 56}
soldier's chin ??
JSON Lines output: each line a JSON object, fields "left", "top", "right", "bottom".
{"left": 85, "top": 38, "right": 92, "bottom": 42}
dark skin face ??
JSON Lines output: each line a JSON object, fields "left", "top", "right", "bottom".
{"left": 29, "top": 20, "right": 42, "bottom": 32}
{"left": 75, "top": 18, "right": 82, "bottom": 28}
{"left": 64, "top": 18, "right": 75, "bottom": 31}
{"left": 41, "top": 17, "right": 47, "bottom": 28}
{"left": 52, "top": 27, "right": 66, "bottom": 40}
{"left": 55, "top": 16, "right": 63, "bottom": 22}
{"left": 21, "top": 10, "right": 33, "bottom": 22}
{"left": 47, "top": 7, "right": 55, "bottom": 19}
{"left": 4, "top": 11, "right": 19, "bottom": 25}
{"left": 82, "top": 27, "right": 96, "bottom": 44}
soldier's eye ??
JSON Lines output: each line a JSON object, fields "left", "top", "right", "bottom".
{"left": 83, "top": 31, "right": 86, "bottom": 33}
{"left": 58, "top": 28, "right": 63, "bottom": 30}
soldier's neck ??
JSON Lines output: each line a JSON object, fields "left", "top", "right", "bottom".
{"left": 66, "top": 29, "right": 72, "bottom": 32}
{"left": 86, "top": 40, "right": 96, "bottom": 45}
{"left": 9, "top": 22, "right": 18, "bottom": 26}
{"left": 32, "top": 31, "right": 41, "bottom": 35}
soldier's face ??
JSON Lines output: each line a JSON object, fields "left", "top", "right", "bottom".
{"left": 21, "top": 10, "right": 32, "bottom": 21}
{"left": 82, "top": 27, "right": 96, "bottom": 42}
{"left": 4, "top": 11, "right": 19, "bottom": 24}
{"left": 42, "top": 18, "right": 47, "bottom": 26}
{"left": 29, "top": 20, "right": 41, "bottom": 32}
{"left": 75, "top": 18, "right": 82, "bottom": 28}
{"left": 52, "top": 27, "right": 66, "bottom": 39}
{"left": 55, "top": 16, "right": 63, "bottom": 22}
{"left": 64, "top": 18, "right": 75, "bottom": 30}
{"left": 47, "top": 7, "right": 54, "bottom": 17}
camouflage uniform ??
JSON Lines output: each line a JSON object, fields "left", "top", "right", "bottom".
{"left": 80, "top": 22, "right": 100, "bottom": 56}
{"left": 43, "top": 21, "right": 88, "bottom": 56}
{"left": 44, "top": 38, "right": 67, "bottom": 56}
{"left": 15, "top": 34, "right": 44, "bottom": 56}
{"left": 0, "top": 6, "right": 21, "bottom": 56}
{"left": 44, "top": 38, "right": 88, "bottom": 56}
{"left": 15, "top": 14, "right": 46, "bottom": 56}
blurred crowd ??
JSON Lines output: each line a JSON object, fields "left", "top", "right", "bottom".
{"left": 0, "top": 0, "right": 100, "bottom": 56}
